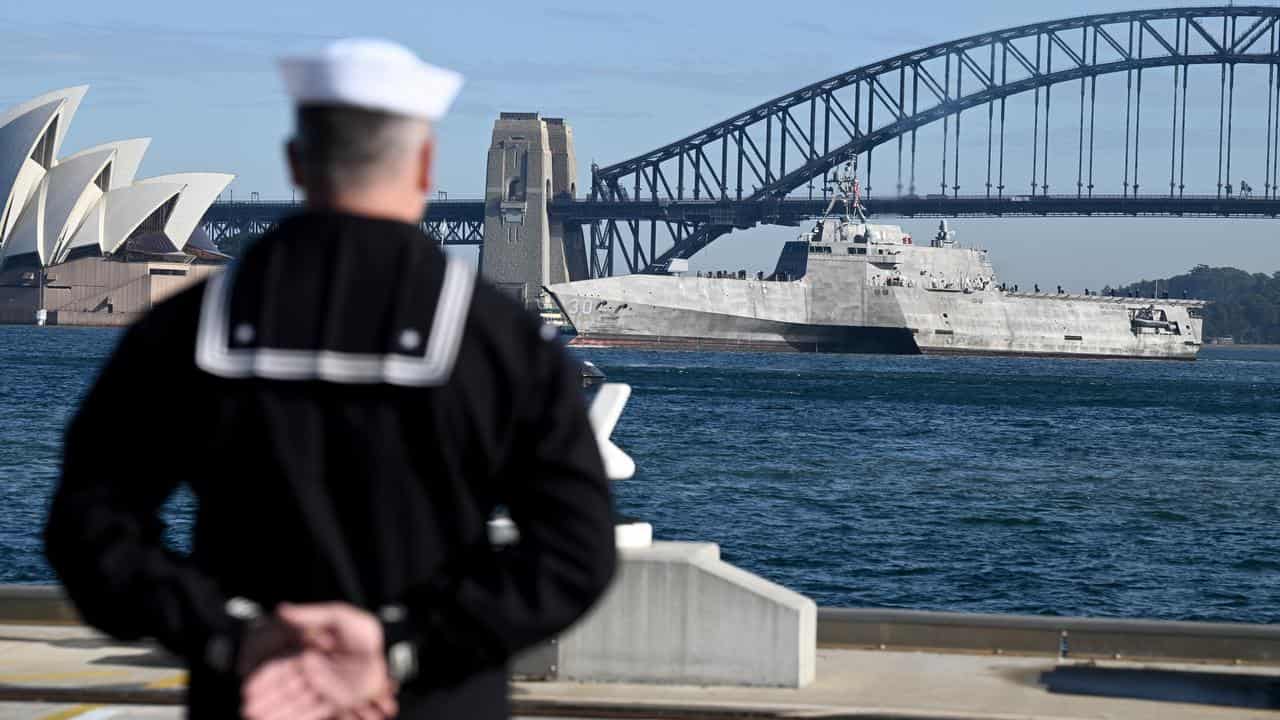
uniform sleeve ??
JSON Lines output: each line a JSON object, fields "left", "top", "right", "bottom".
{"left": 390, "top": 326, "right": 617, "bottom": 683}
{"left": 44, "top": 318, "right": 239, "bottom": 668}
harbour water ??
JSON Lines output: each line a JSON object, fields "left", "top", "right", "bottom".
{"left": 2, "top": 325, "right": 1279, "bottom": 622}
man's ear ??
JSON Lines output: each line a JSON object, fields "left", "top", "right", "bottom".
{"left": 286, "top": 140, "right": 304, "bottom": 189}
{"left": 416, "top": 139, "right": 434, "bottom": 195}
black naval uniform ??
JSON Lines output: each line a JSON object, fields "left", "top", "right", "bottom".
{"left": 44, "top": 212, "right": 617, "bottom": 719}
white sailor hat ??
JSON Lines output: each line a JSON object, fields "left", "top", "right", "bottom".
{"left": 279, "top": 38, "right": 464, "bottom": 122}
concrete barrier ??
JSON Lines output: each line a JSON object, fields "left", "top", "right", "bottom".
{"left": 818, "top": 607, "right": 1280, "bottom": 665}
{"left": 0, "top": 584, "right": 78, "bottom": 624}
{"left": 9, "top": 582, "right": 1280, "bottom": 681}
{"left": 555, "top": 542, "right": 817, "bottom": 688}
{"left": 3, "top": 545, "right": 820, "bottom": 689}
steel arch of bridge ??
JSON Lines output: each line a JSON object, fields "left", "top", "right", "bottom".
{"left": 588, "top": 5, "right": 1280, "bottom": 276}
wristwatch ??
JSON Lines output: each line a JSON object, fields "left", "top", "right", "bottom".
{"left": 205, "top": 596, "right": 264, "bottom": 674}
{"left": 378, "top": 604, "right": 418, "bottom": 683}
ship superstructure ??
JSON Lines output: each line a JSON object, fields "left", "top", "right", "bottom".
{"left": 547, "top": 162, "right": 1205, "bottom": 360}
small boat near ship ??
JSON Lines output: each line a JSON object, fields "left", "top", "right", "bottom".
{"left": 580, "top": 359, "right": 606, "bottom": 387}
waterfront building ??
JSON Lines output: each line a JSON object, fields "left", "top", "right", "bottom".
{"left": 0, "top": 87, "right": 232, "bottom": 325}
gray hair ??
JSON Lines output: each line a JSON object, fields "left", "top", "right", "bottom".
{"left": 292, "top": 105, "right": 431, "bottom": 192}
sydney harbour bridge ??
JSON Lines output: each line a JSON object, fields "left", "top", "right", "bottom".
{"left": 203, "top": 6, "right": 1280, "bottom": 278}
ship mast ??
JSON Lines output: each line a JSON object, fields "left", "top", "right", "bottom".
{"left": 824, "top": 156, "right": 867, "bottom": 222}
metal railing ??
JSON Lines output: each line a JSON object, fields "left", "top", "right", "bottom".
{"left": 5, "top": 585, "right": 1277, "bottom": 665}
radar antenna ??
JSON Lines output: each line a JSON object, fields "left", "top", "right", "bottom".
{"left": 824, "top": 155, "right": 867, "bottom": 222}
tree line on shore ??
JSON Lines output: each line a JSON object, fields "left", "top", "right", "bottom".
{"left": 1107, "top": 265, "right": 1280, "bottom": 344}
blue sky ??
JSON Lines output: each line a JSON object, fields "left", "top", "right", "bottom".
{"left": 1, "top": 0, "right": 1275, "bottom": 288}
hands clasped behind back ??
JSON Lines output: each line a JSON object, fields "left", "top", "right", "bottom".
{"left": 240, "top": 603, "right": 398, "bottom": 720}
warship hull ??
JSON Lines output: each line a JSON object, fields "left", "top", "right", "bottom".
{"left": 547, "top": 187, "right": 1205, "bottom": 361}
{"left": 548, "top": 274, "right": 1204, "bottom": 361}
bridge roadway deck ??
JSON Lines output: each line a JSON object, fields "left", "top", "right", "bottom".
{"left": 0, "top": 620, "right": 1277, "bottom": 719}
{"left": 552, "top": 195, "right": 1280, "bottom": 225}
{"left": 204, "top": 195, "right": 1280, "bottom": 229}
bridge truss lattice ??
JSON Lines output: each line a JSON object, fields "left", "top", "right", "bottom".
{"left": 588, "top": 6, "right": 1280, "bottom": 275}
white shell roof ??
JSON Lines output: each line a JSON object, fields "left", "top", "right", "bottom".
{"left": 62, "top": 199, "right": 105, "bottom": 260}
{"left": 3, "top": 148, "right": 116, "bottom": 266}
{"left": 63, "top": 138, "right": 151, "bottom": 190}
{"left": 0, "top": 100, "right": 64, "bottom": 246}
{"left": 138, "top": 173, "right": 234, "bottom": 251}
{"left": 100, "top": 182, "right": 184, "bottom": 255}
{"left": 0, "top": 87, "right": 234, "bottom": 269}
{"left": 0, "top": 88, "right": 89, "bottom": 243}
{"left": 43, "top": 148, "right": 115, "bottom": 262}
{"left": 0, "top": 183, "right": 46, "bottom": 265}
{"left": 1, "top": 158, "right": 47, "bottom": 247}
{"left": 0, "top": 87, "right": 86, "bottom": 160}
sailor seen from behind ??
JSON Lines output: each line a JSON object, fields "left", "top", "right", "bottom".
{"left": 45, "top": 38, "right": 617, "bottom": 720}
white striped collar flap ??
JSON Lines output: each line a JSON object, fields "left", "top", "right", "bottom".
{"left": 195, "top": 256, "right": 475, "bottom": 387}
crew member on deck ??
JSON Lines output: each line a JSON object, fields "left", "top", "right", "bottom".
{"left": 45, "top": 39, "right": 616, "bottom": 720}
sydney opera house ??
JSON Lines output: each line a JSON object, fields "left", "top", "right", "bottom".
{"left": 0, "top": 87, "right": 233, "bottom": 325}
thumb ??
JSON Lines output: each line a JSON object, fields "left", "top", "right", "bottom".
{"left": 276, "top": 602, "right": 352, "bottom": 629}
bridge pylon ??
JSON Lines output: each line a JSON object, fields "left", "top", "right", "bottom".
{"left": 545, "top": 118, "right": 589, "bottom": 282}
{"left": 481, "top": 112, "right": 585, "bottom": 310}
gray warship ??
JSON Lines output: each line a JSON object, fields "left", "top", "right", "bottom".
{"left": 547, "top": 163, "right": 1206, "bottom": 360}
